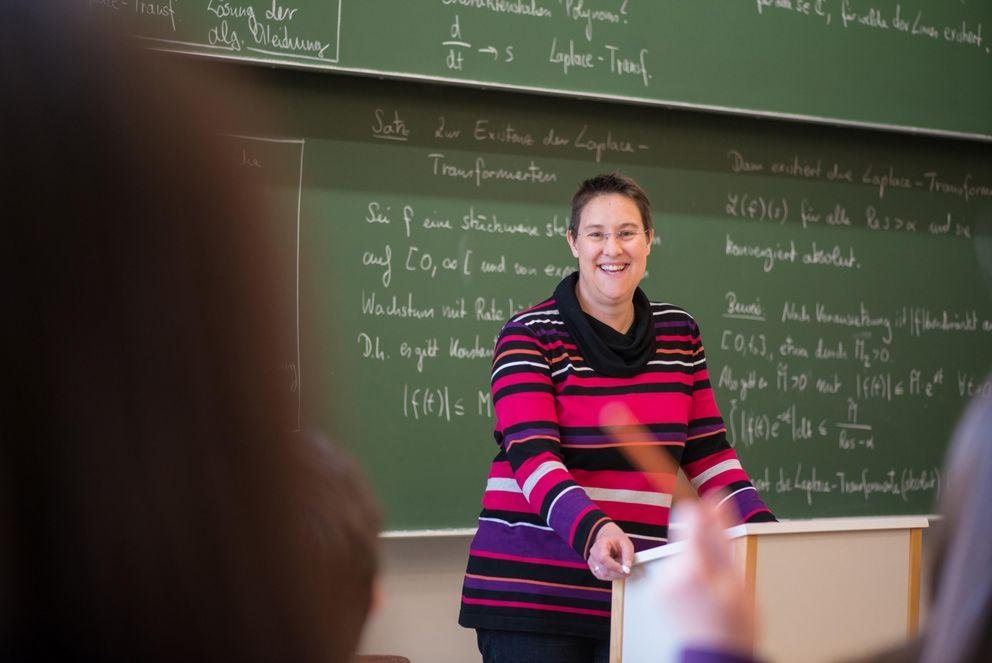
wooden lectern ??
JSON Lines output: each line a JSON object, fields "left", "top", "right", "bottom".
{"left": 610, "top": 516, "right": 929, "bottom": 663}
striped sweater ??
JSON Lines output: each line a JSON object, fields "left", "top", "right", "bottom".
{"left": 458, "top": 292, "right": 774, "bottom": 640}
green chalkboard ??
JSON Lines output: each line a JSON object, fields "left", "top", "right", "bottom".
{"left": 209, "top": 63, "right": 992, "bottom": 530}
{"left": 93, "top": 1, "right": 992, "bottom": 139}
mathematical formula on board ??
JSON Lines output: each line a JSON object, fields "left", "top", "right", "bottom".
{"left": 221, "top": 85, "right": 992, "bottom": 516}
{"left": 93, "top": 1, "right": 988, "bottom": 80}
{"left": 346, "top": 103, "right": 992, "bottom": 509}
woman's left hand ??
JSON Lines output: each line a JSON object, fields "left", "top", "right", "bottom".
{"left": 588, "top": 522, "right": 634, "bottom": 581}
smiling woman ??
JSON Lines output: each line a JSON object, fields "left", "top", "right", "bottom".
{"left": 458, "top": 173, "right": 775, "bottom": 663}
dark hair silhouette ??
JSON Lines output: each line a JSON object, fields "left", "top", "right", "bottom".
{"left": 1, "top": 4, "right": 379, "bottom": 661}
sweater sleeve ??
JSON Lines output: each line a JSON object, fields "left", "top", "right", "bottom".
{"left": 679, "top": 319, "right": 776, "bottom": 524}
{"left": 491, "top": 319, "right": 613, "bottom": 559}
{"left": 679, "top": 648, "right": 759, "bottom": 663}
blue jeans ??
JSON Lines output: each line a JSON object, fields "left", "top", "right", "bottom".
{"left": 476, "top": 629, "right": 609, "bottom": 663}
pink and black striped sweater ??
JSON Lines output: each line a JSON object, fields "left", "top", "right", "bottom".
{"left": 459, "top": 288, "right": 774, "bottom": 640}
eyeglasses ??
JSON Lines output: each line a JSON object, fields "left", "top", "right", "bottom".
{"left": 578, "top": 229, "right": 648, "bottom": 243}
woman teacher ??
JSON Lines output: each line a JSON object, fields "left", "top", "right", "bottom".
{"left": 459, "top": 173, "right": 775, "bottom": 663}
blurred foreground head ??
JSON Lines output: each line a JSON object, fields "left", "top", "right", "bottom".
{"left": 920, "top": 379, "right": 992, "bottom": 663}
{"left": 1, "top": 2, "right": 379, "bottom": 661}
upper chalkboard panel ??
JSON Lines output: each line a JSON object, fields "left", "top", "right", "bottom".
{"left": 94, "top": 0, "right": 992, "bottom": 139}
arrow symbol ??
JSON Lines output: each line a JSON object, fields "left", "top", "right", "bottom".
{"left": 478, "top": 46, "right": 498, "bottom": 59}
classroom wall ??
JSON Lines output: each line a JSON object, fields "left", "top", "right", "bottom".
{"left": 358, "top": 535, "right": 477, "bottom": 663}
{"left": 358, "top": 523, "right": 932, "bottom": 663}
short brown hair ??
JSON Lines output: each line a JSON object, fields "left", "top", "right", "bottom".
{"left": 569, "top": 172, "right": 652, "bottom": 238}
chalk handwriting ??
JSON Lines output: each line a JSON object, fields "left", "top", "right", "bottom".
{"left": 427, "top": 153, "right": 558, "bottom": 186}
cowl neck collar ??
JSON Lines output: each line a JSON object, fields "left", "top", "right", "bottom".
{"left": 553, "top": 272, "right": 656, "bottom": 377}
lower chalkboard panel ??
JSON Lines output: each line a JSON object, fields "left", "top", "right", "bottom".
{"left": 211, "top": 63, "right": 992, "bottom": 529}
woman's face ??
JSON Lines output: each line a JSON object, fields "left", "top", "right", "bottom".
{"left": 566, "top": 193, "right": 653, "bottom": 316}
